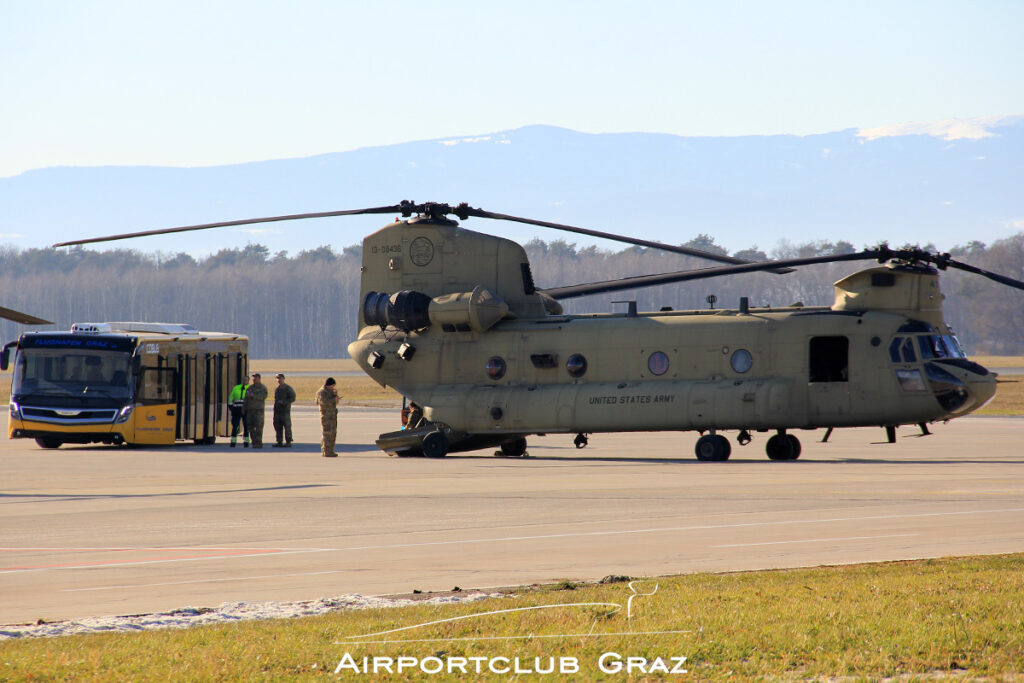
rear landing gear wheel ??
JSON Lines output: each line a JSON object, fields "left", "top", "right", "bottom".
{"left": 35, "top": 437, "right": 62, "bottom": 449}
{"left": 500, "top": 438, "right": 527, "bottom": 456}
{"left": 785, "top": 434, "right": 801, "bottom": 460}
{"left": 421, "top": 430, "right": 449, "bottom": 458}
{"left": 695, "top": 434, "right": 731, "bottom": 461}
{"left": 766, "top": 433, "right": 800, "bottom": 460}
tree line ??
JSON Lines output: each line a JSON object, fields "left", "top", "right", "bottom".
{"left": 1, "top": 233, "right": 1021, "bottom": 356}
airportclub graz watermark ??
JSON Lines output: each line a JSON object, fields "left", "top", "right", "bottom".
{"left": 334, "top": 581, "right": 689, "bottom": 676}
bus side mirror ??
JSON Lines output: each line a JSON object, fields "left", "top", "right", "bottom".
{"left": 132, "top": 354, "right": 143, "bottom": 376}
{"left": 0, "top": 341, "right": 17, "bottom": 371}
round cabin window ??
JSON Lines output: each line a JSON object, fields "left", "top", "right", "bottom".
{"left": 730, "top": 349, "right": 753, "bottom": 373}
{"left": 485, "top": 356, "right": 506, "bottom": 380}
{"left": 647, "top": 351, "right": 670, "bottom": 376}
{"left": 566, "top": 353, "right": 587, "bottom": 378}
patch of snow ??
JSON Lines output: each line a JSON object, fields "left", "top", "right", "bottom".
{"left": 857, "top": 115, "right": 1020, "bottom": 141}
{"left": 439, "top": 135, "right": 511, "bottom": 147}
{"left": 0, "top": 592, "right": 501, "bottom": 640}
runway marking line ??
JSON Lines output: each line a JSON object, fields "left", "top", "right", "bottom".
{"left": 712, "top": 533, "right": 917, "bottom": 548}
{"left": 0, "top": 547, "right": 289, "bottom": 571}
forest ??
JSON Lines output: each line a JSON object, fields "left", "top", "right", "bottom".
{"left": 0, "top": 232, "right": 1021, "bottom": 357}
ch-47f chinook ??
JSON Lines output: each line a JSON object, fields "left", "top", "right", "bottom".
{"left": 56, "top": 200, "right": 1024, "bottom": 461}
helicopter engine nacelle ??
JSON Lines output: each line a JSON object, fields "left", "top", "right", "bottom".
{"left": 362, "top": 285, "right": 510, "bottom": 333}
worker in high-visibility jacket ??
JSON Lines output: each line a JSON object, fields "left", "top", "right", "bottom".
{"left": 229, "top": 375, "right": 250, "bottom": 447}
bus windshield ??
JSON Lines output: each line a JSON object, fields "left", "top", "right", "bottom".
{"left": 12, "top": 348, "right": 133, "bottom": 405}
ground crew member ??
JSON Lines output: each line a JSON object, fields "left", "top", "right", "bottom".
{"left": 243, "top": 372, "right": 269, "bottom": 448}
{"left": 315, "top": 377, "right": 340, "bottom": 457}
{"left": 272, "top": 372, "right": 296, "bottom": 447}
{"left": 229, "top": 375, "right": 250, "bottom": 447}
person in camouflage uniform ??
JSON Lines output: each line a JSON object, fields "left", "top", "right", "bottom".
{"left": 272, "top": 372, "right": 296, "bottom": 447}
{"left": 315, "top": 377, "right": 340, "bottom": 457}
{"left": 243, "top": 373, "right": 269, "bottom": 448}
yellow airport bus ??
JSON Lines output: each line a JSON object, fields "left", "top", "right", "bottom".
{"left": 3, "top": 322, "right": 248, "bottom": 448}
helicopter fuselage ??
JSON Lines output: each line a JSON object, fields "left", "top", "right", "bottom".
{"left": 347, "top": 217, "right": 996, "bottom": 458}
{"left": 349, "top": 305, "right": 995, "bottom": 440}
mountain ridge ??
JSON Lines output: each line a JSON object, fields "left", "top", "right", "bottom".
{"left": 3, "top": 117, "right": 1022, "bottom": 255}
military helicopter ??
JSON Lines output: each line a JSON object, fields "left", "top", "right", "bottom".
{"left": 55, "top": 200, "right": 1023, "bottom": 461}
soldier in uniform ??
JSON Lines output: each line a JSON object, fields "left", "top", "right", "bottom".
{"left": 272, "top": 372, "right": 296, "bottom": 447}
{"left": 228, "top": 374, "right": 250, "bottom": 447}
{"left": 243, "top": 372, "right": 269, "bottom": 448}
{"left": 315, "top": 377, "right": 340, "bottom": 457}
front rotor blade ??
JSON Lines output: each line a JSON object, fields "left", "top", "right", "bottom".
{"left": 465, "top": 207, "right": 793, "bottom": 273}
{"left": 948, "top": 259, "right": 1024, "bottom": 291}
{"left": 543, "top": 250, "right": 880, "bottom": 299}
{"left": 0, "top": 306, "right": 53, "bottom": 325}
{"left": 52, "top": 204, "right": 409, "bottom": 248}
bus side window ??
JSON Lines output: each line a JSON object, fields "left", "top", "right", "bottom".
{"left": 139, "top": 368, "right": 176, "bottom": 404}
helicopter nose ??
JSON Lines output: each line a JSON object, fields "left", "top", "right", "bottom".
{"left": 925, "top": 360, "right": 996, "bottom": 416}
{"left": 966, "top": 366, "right": 998, "bottom": 411}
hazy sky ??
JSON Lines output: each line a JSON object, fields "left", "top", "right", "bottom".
{"left": 2, "top": 0, "right": 1023, "bottom": 178}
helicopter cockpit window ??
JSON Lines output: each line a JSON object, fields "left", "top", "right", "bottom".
{"left": 809, "top": 336, "right": 849, "bottom": 383}
{"left": 888, "top": 337, "right": 917, "bottom": 364}
{"left": 918, "top": 334, "right": 966, "bottom": 360}
{"left": 895, "top": 368, "right": 927, "bottom": 392}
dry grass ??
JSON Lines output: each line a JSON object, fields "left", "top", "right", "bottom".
{"left": 251, "top": 359, "right": 401, "bottom": 406}
{"left": 978, "top": 378, "right": 1024, "bottom": 415}
{"left": 251, "top": 358, "right": 361, "bottom": 374}
{"left": 283, "top": 375, "right": 400, "bottom": 407}
{"left": 971, "top": 355, "right": 1024, "bottom": 368}
{"left": 3, "top": 554, "right": 1024, "bottom": 680}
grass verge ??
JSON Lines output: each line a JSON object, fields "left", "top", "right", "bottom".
{"left": 3, "top": 554, "right": 1023, "bottom": 680}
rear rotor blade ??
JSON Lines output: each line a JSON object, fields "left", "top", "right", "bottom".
{"left": 543, "top": 250, "right": 882, "bottom": 299}
{"left": 947, "top": 259, "right": 1024, "bottom": 291}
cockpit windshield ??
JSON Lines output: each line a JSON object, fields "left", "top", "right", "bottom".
{"left": 12, "top": 348, "right": 133, "bottom": 405}
{"left": 890, "top": 334, "right": 965, "bottom": 363}
{"left": 917, "top": 334, "right": 966, "bottom": 360}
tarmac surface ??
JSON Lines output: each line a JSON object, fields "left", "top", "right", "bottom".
{"left": 2, "top": 407, "right": 1023, "bottom": 625}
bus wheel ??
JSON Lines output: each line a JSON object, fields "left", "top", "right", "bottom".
{"left": 35, "top": 437, "right": 62, "bottom": 449}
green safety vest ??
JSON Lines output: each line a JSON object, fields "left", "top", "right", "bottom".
{"left": 229, "top": 383, "right": 247, "bottom": 408}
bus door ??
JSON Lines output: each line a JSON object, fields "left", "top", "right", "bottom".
{"left": 133, "top": 366, "right": 177, "bottom": 444}
{"left": 176, "top": 354, "right": 196, "bottom": 440}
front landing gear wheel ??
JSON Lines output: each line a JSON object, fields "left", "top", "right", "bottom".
{"left": 421, "top": 430, "right": 449, "bottom": 458}
{"left": 573, "top": 433, "right": 589, "bottom": 449}
{"left": 695, "top": 434, "right": 731, "bottom": 461}
{"left": 766, "top": 433, "right": 800, "bottom": 460}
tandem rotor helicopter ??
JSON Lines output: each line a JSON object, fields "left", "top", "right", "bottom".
{"left": 55, "top": 200, "right": 1024, "bottom": 461}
